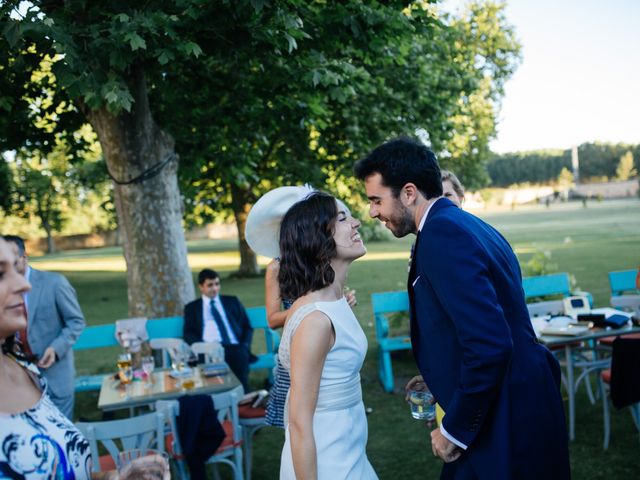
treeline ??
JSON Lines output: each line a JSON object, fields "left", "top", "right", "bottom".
{"left": 487, "top": 142, "right": 640, "bottom": 187}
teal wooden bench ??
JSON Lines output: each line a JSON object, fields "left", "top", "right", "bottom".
{"left": 608, "top": 269, "right": 639, "bottom": 297}
{"left": 371, "top": 291, "right": 411, "bottom": 393}
{"left": 372, "top": 274, "right": 593, "bottom": 392}
{"left": 73, "top": 307, "right": 278, "bottom": 392}
{"left": 522, "top": 272, "right": 593, "bottom": 316}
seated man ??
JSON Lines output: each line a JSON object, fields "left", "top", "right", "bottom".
{"left": 183, "top": 268, "right": 253, "bottom": 391}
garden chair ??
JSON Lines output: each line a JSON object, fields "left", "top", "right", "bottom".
{"left": 191, "top": 341, "right": 225, "bottom": 364}
{"left": 371, "top": 290, "right": 411, "bottom": 392}
{"left": 583, "top": 336, "right": 640, "bottom": 449}
{"left": 156, "top": 387, "right": 244, "bottom": 480}
{"left": 75, "top": 411, "right": 165, "bottom": 472}
{"left": 149, "top": 337, "right": 188, "bottom": 368}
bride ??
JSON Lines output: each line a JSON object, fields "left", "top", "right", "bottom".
{"left": 276, "top": 191, "right": 377, "bottom": 479}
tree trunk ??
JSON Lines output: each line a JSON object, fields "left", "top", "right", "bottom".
{"left": 85, "top": 66, "right": 194, "bottom": 317}
{"left": 42, "top": 222, "right": 55, "bottom": 254}
{"left": 230, "top": 184, "right": 259, "bottom": 276}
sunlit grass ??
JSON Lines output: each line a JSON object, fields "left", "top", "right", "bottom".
{"left": 47, "top": 198, "right": 640, "bottom": 479}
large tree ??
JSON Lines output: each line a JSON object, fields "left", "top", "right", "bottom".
{"left": 0, "top": 1, "right": 305, "bottom": 314}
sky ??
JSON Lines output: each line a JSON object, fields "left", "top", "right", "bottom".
{"left": 444, "top": 0, "right": 640, "bottom": 153}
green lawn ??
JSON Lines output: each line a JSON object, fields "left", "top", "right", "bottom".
{"left": 30, "top": 198, "right": 640, "bottom": 479}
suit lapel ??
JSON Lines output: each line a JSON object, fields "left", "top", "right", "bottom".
{"left": 196, "top": 298, "right": 204, "bottom": 337}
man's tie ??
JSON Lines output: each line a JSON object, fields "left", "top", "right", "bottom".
{"left": 211, "top": 299, "right": 231, "bottom": 345}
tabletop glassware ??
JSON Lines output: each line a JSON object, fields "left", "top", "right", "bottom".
{"left": 117, "top": 352, "right": 133, "bottom": 385}
{"left": 141, "top": 355, "right": 155, "bottom": 382}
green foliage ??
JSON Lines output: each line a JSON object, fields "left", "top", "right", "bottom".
{"left": 520, "top": 250, "right": 557, "bottom": 277}
{"left": 487, "top": 142, "right": 640, "bottom": 187}
{"left": 616, "top": 151, "right": 637, "bottom": 180}
{"left": 487, "top": 149, "right": 571, "bottom": 187}
{"left": 153, "top": 0, "right": 520, "bottom": 227}
{"left": 358, "top": 217, "right": 393, "bottom": 243}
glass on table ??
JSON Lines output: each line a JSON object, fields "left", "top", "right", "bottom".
{"left": 141, "top": 355, "right": 155, "bottom": 375}
{"left": 117, "top": 352, "right": 133, "bottom": 386}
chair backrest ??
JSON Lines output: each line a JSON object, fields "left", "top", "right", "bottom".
{"left": 247, "top": 306, "right": 280, "bottom": 352}
{"left": 211, "top": 388, "right": 243, "bottom": 446}
{"left": 76, "top": 411, "right": 165, "bottom": 472}
{"left": 610, "top": 337, "right": 640, "bottom": 409}
{"left": 611, "top": 295, "right": 640, "bottom": 314}
{"left": 191, "top": 341, "right": 224, "bottom": 363}
{"left": 149, "top": 338, "right": 188, "bottom": 368}
{"left": 609, "top": 269, "right": 639, "bottom": 297}
{"left": 155, "top": 386, "right": 243, "bottom": 458}
{"left": 371, "top": 291, "right": 410, "bottom": 341}
{"left": 522, "top": 273, "right": 571, "bottom": 300}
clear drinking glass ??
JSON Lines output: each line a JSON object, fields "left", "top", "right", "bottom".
{"left": 408, "top": 390, "right": 436, "bottom": 421}
{"left": 141, "top": 355, "right": 155, "bottom": 381}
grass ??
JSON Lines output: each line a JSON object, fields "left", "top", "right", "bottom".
{"left": 30, "top": 198, "right": 640, "bottom": 479}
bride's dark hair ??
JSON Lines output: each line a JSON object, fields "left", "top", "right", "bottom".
{"left": 278, "top": 192, "right": 338, "bottom": 301}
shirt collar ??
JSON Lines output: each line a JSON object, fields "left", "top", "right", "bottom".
{"left": 417, "top": 196, "right": 443, "bottom": 232}
{"left": 202, "top": 295, "right": 219, "bottom": 305}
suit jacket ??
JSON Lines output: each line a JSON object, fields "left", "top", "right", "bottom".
{"left": 27, "top": 268, "right": 86, "bottom": 398}
{"left": 183, "top": 295, "right": 253, "bottom": 352}
{"left": 409, "top": 198, "right": 569, "bottom": 480}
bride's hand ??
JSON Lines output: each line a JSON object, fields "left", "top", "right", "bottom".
{"left": 345, "top": 289, "right": 358, "bottom": 308}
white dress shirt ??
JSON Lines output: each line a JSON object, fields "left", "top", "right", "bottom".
{"left": 201, "top": 295, "right": 239, "bottom": 345}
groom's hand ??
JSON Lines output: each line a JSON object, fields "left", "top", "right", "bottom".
{"left": 430, "top": 428, "right": 462, "bottom": 463}
{"left": 404, "top": 375, "right": 428, "bottom": 400}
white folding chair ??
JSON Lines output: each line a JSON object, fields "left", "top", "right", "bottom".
{"left": 75, "top": 411, "right": 165, "bottom": 472}
{"left": 149, "top": 337, "right": 188, "bottom": 368}
{"left": 611, "top": 294, "right": 640, "bottom": 315}
{"left": 191, "top": 341, "right": 225, "bottom": 364}
{"left": 156, "top": 386, "right": 244, "bottom": 480}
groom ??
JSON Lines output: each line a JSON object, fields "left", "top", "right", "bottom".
{"left": 355, "top": 138, "right": 570, "bottom": 480}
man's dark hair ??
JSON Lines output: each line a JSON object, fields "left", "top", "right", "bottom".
{"left": 198, "top": 268, "right": 220, "bottom": 285}
{"left": 354, "top": 137, "right": 443, "bottom": 199}
{"left": 3, "top": 235, "right": 25, "bottom": 256}
{"left": 278, "top": 192, "right": 338, "bottom": 301}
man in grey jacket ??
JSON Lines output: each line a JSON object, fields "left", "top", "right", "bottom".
{"left": 5, "top": 235, "right": 85, "bottom": 419}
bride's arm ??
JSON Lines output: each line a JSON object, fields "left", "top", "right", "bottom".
{"left": 288, "top": 311, "right": 335, "bottom": 480}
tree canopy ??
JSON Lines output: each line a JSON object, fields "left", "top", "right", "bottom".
{"left": 1, "top": 1, "right": 522, "bottom": 306}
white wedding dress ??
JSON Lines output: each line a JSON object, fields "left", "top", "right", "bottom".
{"left": 279, "top": 297, "right": 378, "bottom": 479}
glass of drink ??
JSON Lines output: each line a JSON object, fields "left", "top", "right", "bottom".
{"left": 117, "top": 353, "right": 133, "bottom": 383}
{"left": 141, "top": 355, "right": 155, "bottom": 382}
{"left": 408, "top": 389, "right": 436, "bottom": 421}
{"left": 117, "top": 352, "right": 132, "bottom": 371}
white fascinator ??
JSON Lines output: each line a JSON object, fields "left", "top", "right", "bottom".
{"left": 245, "top": 185, "right": 316, "bottom": 259}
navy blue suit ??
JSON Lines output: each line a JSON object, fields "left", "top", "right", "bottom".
{"left": 409, "top": 198, "right": 570, "bottom": 480}
{"left": 183, "top": 295, "right": 253, "bottom": 391}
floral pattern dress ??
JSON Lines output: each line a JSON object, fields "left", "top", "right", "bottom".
{"left": 0, "top": 357, "right": 92, "bottom": 479}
